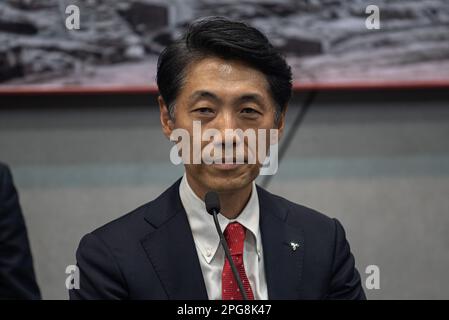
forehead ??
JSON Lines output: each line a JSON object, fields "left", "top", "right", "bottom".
{"left": 181, "top": 57, "right": 270, "bottom": 96}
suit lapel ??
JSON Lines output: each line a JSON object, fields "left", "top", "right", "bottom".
{"left": 139, "top": 180, "right": 304, "bottom": 300}
{"left": 258, "top": 186, "right": 305, "bottom": 299}
{"left": 140, "top": 179, "right": 208, "bottom": 299}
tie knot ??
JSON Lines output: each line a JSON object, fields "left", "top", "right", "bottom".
{"left": 224, "top": 222, "right": 246, "bottom": 255}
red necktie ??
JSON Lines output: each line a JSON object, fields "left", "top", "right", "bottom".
{"left": 222, "top": 222, "right": 254, "bottom": 300}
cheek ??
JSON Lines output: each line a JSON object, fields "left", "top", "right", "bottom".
{"left": 173, "top": 116, "right": 193, "bottom": 132}
{"left": 253, "top": 128, "right": 275, "bottom": 158}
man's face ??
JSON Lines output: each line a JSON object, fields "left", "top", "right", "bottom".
{"left": 159, "top": 57, "right": 285, "bottom": 194}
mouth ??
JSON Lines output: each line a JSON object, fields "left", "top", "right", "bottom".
{"left": 210, "top": 158, "right": 247, "bottom": 170}
{"left": 211, "top": 163, "right": 243, "bottom": 170}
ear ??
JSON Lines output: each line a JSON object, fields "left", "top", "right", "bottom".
{"left": 158, "top": 95, "right": 174, "bottom": 140}
{"left": 276, "top": 104, "right": 288, "bottom": 141}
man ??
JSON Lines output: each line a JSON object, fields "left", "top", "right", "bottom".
{"left": 70, "top": 17, "right": 365, "bottom": 300}
{"left": 0, "top": 162, "right": 41, "bottom": 299}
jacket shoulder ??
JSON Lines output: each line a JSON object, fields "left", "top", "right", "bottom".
{"left": 89, "top": 202, "right": 151, "bottom": 244}
{"left": 0, "top": 162, "right": 9, "bottom": 174}
{"left": 0, "top": 162, "right": 12, "bottom": 186}
{"left": 86, "top": 179, "right": 181, "bottom": 245}
{"left": 258, "top": 187, "right": 337, "bottom": 240}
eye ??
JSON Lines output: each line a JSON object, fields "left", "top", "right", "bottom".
{"left": 194, "top": 107, "right": 214, "bottom": 115}
{"left": 241, "top": 107, "right": 260, "bottom": 116}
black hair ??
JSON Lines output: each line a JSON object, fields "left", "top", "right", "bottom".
{"left": 156, "top": 16, "right": 292, "bottom": 122}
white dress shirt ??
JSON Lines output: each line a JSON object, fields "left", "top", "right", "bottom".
{"left": 179, "top": 174, "right": 268, "bottom": 300}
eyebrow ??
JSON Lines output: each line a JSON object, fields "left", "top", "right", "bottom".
{"left": 235, "top": 93, "right": 265, "bottom": 107}
{"left": 188, "top": 90, "right": 222, "bottom": 105}
{"left": 188, "top": 90, "right": 266, "bottom": 108}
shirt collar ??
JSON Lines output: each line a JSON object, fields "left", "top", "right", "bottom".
{"left": 179, "top": 173, "right": 260, "bottom": 264}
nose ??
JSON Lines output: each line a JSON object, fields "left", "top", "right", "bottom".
{"left": 213, "top": 110, "right": 239, "bottom": 147}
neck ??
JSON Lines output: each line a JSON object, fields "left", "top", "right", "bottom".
{"left": 185, "top": 174, "right": 253, "bottom": 220}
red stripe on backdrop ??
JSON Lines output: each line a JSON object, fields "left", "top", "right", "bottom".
{"left": 0, "top": 80, "right": 448, "bottom": 95}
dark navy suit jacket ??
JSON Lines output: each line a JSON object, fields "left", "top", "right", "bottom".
{"left": 70, "top": 178, "right": 365, "bottom": 300}
{"left": 0, "top": 163, "right": 41, "bottom": 300}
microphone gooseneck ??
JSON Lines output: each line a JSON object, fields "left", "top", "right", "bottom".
{"left": 204, "top": 191, "right": 248, "bottom": 300}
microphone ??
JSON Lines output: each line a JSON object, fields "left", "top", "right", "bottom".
{"left": 205, "top": 191, "right": 248, "bottom": 300}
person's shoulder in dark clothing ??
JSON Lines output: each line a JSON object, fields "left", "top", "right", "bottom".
{"left": 0, "top": 162, "right": 41, "bottom": 300}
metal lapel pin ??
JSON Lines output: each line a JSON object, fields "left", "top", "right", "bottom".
{"left": 289, "top": 242, "right": 300, "bottom": 251}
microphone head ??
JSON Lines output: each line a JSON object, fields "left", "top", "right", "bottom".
{"left": 205, "top": 191, "right": 220, "bottom": 215}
